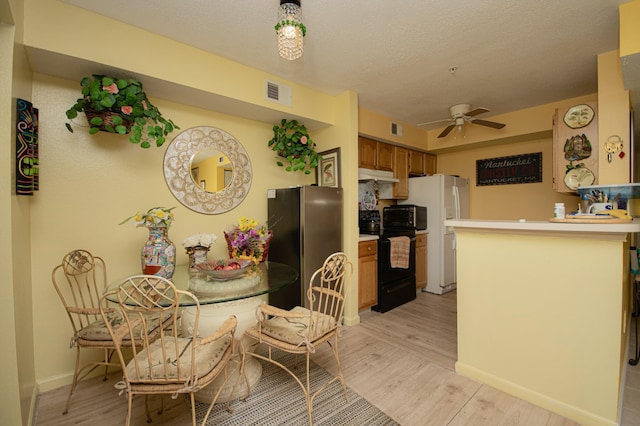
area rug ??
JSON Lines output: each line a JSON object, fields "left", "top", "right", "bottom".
{"left": 196, "top": 351, "right": 398, "bottom": 425}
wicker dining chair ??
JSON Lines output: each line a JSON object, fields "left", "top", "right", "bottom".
{"left": 244, "top": 252, "right": 353, "bottom": 425}
{"left": 101, "top": 275, "right": 237, "bottom": 426}
{"left": 51, "top": 249, "right": 120, "bottom": 415}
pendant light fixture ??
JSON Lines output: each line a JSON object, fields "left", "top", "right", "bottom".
{"left": 276, "top": 0, "right": 305, "bottom": 60}
{"left": 453, "top": 117, "right": 466, "bottom": 140}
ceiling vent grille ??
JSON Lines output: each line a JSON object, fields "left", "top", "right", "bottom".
{"left": 265, "top": 80, "right": 292, "bottom": 106}
{"left": 390, "top": 122, "right": 403, "bottom": 137}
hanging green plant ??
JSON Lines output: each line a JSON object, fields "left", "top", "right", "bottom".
{"left": 268, "top": 119, "right": 321, "bottom": 174}
{"left": 64, "top": 74, "right": 179, "bottom": 149}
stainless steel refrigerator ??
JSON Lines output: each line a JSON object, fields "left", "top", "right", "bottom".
{"left": 267, "top": 186, "right": 343, "bottom": 310}
{"left": 401, "top": 174, "right": 469, "bottom": 294}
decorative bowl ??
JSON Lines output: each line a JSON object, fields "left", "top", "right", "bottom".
{"left": 193, "top": 259, "right": 255, "bottom": 280}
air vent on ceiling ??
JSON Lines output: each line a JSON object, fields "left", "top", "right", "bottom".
{"left": 265, "top": 80, "right": 292, "bottom": 107}
{"left": 390, "top": 122, "right": 403, "bottom": 137}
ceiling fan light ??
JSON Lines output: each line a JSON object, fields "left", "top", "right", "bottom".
{"left": 454, "top": 119, "right": 466, "bottom": 140}
{"left": 276, "top": 0, "right": 305, "bottom": 60}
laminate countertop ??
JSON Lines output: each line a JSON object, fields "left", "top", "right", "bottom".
{"left": 444, "top": 218, "right": 640, "bottom": 236}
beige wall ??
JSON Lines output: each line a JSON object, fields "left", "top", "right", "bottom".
{"left": 3, "top": 0, "right": 38, "bottom": 424}
{"left": 2, "top": 16, "right": 25, "bottom": 426}
{"left": 620, "top": 0, "right": 640, "bottom": 58}
{"left": 438, "top": 137, "right": 579, "bottom": 221}
{"left": 597, "top": 50, "right": 631, "bottom": 184}
{"left": 358, "top": 107, "right": 429, "bottom": 149}
{"left": 455, "top": 228, "right": 626, "bottom": 425}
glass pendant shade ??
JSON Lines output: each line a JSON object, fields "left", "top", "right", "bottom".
{"left": 453, "top": 117, "right": 466, "bottom": 140}
{"left": 277, "top": 0, "right": 304, "bottom": 60}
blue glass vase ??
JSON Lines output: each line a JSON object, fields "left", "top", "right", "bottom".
{"left": 141, "top": 225, "right": 176, "bottom": 278}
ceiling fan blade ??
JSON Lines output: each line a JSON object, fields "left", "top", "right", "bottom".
{"left": 465, "top": 107, "right": 490, "bottom": 117}
{"left": 417, "top": 118, "right": 452, "bottom": 127}
{"left": 471, "top": 119, "right": 506, "bottom": 129}
{"left": 438, "top": 124, "right": 456, "bottom": 138}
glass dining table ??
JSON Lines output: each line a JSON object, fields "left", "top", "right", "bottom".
{"left": 168, "top": 261, "right": 297, "bottom": 304}
{"left": 107, "top": 261, "right": 299, "bottom": 403}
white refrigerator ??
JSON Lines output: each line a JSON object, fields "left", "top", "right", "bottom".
{"left": 401, "top": 174, "right": 469, "bottom": 294}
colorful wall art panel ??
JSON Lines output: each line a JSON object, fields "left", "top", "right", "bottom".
{"left": 16, "top": 98, "right": 39, "bottom": 195}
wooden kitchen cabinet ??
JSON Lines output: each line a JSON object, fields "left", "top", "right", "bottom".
{"left": 357, "top": 137, "right": 393, "bottom": 171}
{"left": 393, "top": 146, "right": 409, "bottom": 199}
{"left": 358, "top": 136, "right": 410, "bottom": 199}
{"left": 409, "top": 150, "right": 425, "bottom": 175}
{"left": 415, "top": 233, "right": 427, "bottom": 289}
{"left": 424, "top": 153, "right": 437, "bottom": 175}
{"left": 409, "top": 150, "right": 437, "bottom": 176}
{"left": 358, "top": 240, "right": 378, "bottom": 310}
{"left": 376, "top": 143, "right": 394, "bottom": 171}
{"left": 358, "top": 137, "right": 377, "bottom": 169}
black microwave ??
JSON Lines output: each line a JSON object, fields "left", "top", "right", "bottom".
{"left": 383, "top": 205, "right": 427, "bottom": 231}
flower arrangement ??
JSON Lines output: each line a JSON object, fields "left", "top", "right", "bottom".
{"left": 268, "top": 118, "right": 321, "bottom": 174}
{"left": 224, "top": 216, "right": 272, "bottom": 263}
{"left": 182, "top": 233, "right": 218, "bottom": 249}
{"left": 119, "top": 206, "right": 176, "bottom": 228}
{"left": 65, "top": 74, "right": 179, "bottom": 149}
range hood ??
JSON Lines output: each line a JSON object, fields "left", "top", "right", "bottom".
{"left": 358, "top": 168, "right": 399, "bottom": 183}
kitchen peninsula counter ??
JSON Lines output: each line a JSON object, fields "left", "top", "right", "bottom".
{"left": 446, "top": 217, "right": 640, "bottom": 235}
{"left": 445, "top": 218, "right": 640, "bottom": 426}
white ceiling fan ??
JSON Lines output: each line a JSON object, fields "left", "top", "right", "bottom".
{"left": 418, "top": 103, "right": 506, "bottom": 138}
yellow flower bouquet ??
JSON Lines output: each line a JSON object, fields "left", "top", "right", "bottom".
{"left": 224, "top": 216, "right": 272, "bottom": 263}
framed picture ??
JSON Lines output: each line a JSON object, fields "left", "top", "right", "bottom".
{"left": 316, "top": 148, "right": 341, "bottom": 188}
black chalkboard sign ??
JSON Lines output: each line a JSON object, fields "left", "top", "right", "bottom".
{"left": 476, "top": 152, "right": 542, "bottom": 186}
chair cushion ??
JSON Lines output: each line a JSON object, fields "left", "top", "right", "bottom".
{"left": 125, "top": 334, "right": 232, "bottom": 381}
{"left": 77, "top": 312, "right": 125, "bottom": 341}
{"left": 259, "top": 306, "right": 336, "bottom": 345}
{"left": 77, "top": 312, "right": 169, "bottom": 342}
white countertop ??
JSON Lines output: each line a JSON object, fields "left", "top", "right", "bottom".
{"left": 445, "top": 218, "right": 640, "bottom": 234}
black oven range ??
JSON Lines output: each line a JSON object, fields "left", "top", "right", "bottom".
{"left": 370, "top": 206, "right": 418, "bottom": 313}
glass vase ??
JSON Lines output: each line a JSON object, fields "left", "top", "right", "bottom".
{"left": 186, "top": 245, "right": 209, "bottom": 268}
{"left": 141, "top": 225, "right": 176, "bottom": 279}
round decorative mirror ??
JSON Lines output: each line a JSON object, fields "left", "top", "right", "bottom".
{"left": 163, "top": 126, "right": 252, "bottom": 214}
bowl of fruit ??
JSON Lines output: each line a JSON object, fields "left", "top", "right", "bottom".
{"left": 193, "top": 259, "right": 255, "bottom": 280}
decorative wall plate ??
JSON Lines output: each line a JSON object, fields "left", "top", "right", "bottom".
{"left": 362, "top": 190, "right": 377, "bottom": 210}
{"left": 563, "top": 104, "right": 595, "bottom": 129}
{"left": 563, "top": 134, "right": 592, "bottom": 161}
{"left": 564, "top": 167, "right": 595, "bottom": 190}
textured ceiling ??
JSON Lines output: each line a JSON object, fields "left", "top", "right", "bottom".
{"left": 61, "top": 0, "right": 633, "bottom": 131}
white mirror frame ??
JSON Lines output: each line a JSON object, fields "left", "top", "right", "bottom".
{"left": 163, "top": 126, "right": 252, "bottom": 214}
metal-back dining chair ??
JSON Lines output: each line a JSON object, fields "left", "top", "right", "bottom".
{"left": 244, "top": 252, "right": 353, "bottom": 425}
{"left": 101, "top": 275, "right": 237, "bottom": 425}
{"left": 51, "top": 249, "right": 118, "bottom": 414}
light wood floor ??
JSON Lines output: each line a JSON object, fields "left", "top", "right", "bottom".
{"left": 35, "top": 291, "right": 640, "bottom": 425}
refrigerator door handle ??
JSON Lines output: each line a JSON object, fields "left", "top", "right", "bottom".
{"left": 453, "top": 185, "right": 461, "bottom": 219}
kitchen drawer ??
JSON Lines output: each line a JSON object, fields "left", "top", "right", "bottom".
{"left": 359, "top": 240, "right": 377, "bottom": 257}
{"left": 416, "top": 234, "right": 427, "bottom": 247}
